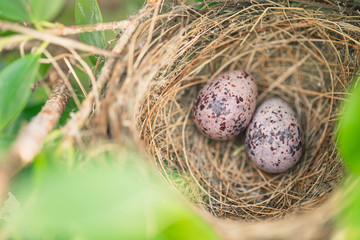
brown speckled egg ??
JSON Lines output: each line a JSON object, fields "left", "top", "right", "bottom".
{"left": 245, "top": 98, "right": 303, "bottom": 173}
{"left": 192, "top": 70, "right": 258, "bottom": 140}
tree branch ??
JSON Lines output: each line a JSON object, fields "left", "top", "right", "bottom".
{"left": 0, "top": 70, "right": 70, "bottom": 201}
{"left": 45, "top": 20, "right": 131, "bottom": 36}
{"left": 12, "top": 70, "right": 70, "bottom": 163}
{"left": 62, "top": 3, "right": 156, "bottom": 138}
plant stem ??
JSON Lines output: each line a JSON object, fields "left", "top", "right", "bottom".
{"left": 45, "top": 20, "right": 131, "bottom": 36}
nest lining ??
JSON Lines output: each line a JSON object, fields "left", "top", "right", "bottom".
{"left": 95, "top": 0, "right": 360, "bottom": 224}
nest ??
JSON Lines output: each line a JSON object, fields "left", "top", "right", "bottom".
{"left": 92, "top": 0, "right": 360, "bottom": 239}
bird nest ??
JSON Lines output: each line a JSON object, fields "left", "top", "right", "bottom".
{"left": 92, "top": 0, "right": 360, "bottom": 239}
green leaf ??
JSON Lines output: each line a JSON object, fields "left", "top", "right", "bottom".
{"left": 29, "top": 0, "right": 65, "bottom": 21}
{"left": 0, "top": 54, "right": 40, "bottom": 132}
{"left": 337, "top": 175, "right": 360, "bottom": 240}
{"left": 0, "top": 0, "right": 30, "bottom": 21}
{"left": 75, "top": 0, "right": 106, "bottom": 49}
{"left": 2, "top": 104, "right": 43, "bottom": 136}
{"left": 337, "top": 74, "right": 360, "bottom": 174}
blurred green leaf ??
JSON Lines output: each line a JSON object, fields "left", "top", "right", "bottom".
{"left": 5, "top": 149, "right": 219, "bottom": 240}
{"left": 0, "top": 192, "right": 20, "bottom": 222}
{"left": 0, "top": 51, "right": 21, "bottom": 72}
{"left": 0, "top": 54, "right": 40, "bottom": 132}
{"left": 338, "top": 175, "right": 360, "bottom": 240}
{"left": 0, "top": 135, "right": 14, "bottom": 157}
{"left": 0, "top": 30, "right": 15, "bottom": 37}
{"left": 75, "top": 0, "right": 106, "bottom": 49}
{"left": 337, "top": 75, "right": 360, "bottom": 174}
{"left": 39, "top": 62, "right": 51, "bottom": 79}
{"left": 75, "top": 0, "right": 106, "bottom": 66}
{"left": 58, "top": 98, "right": 78, "bottom": 126}
{"left": 0, "top": 0, "right": 30, "bottom": 21}
{"left": 29, "top": 0, "right": 65, "bottom": 21}
{"left": 27, "top": 85, "right": 49, "bottom": 107}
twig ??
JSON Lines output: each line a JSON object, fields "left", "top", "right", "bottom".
{"left": 0, "top": 34, "right": 31, "bottom": 51}
{"left": 64, "top": 58, "right": 88, "bottom": 98}
{"left": 12, "top": 70, "right": 71, "bottom": 163}
{"left": 62, "top": 3, "right": 155, "bottom": 137}
{"left": 0, "top": 70, "right": 70, "bottom": 201}
{"left": 31, "top": 80, "right": 47, "bottom": 92}
{"left": 43, "top": 50, "right": 81, "bottom": 108}
{"left": 68, "top": 48, "right": 100, "bottom": 108}
{"left": 0, "top": 21, "right": 115, "bottom": 57}
{"left": 45, "top": 20, "right": 131, "bottom": 36}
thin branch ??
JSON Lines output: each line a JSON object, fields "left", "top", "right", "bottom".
{"left": 0, "top": 21, "right": 115, "bottom": 57}
{"left": 0, "top": 70, "right": 70, "bottom": 200}
{"left": 64, "top": 58, "right": 88, "bottom": 98}
{"left": 12, "top": 70, "right": 71, "bottom": 163}
{"left": 0, "top": 34, "right": 31, "bottom": 51}
{"left": 68, "top": 48, "right": 100, "bottom": 108}
{"left": 44, "top": 51, "right": 81, "bottom": 108}
{"left": 45, "top": 20, "right": 131, "bottom": 36}
{"left": 62, "top": 3, "right": 155, "bottom": 137}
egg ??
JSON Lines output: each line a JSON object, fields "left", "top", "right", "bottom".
{"left": 192, "top": 70, "right": 258, "bottom": 140}
{"left": 245, "top": 98, "right": 303, "bottom": 173}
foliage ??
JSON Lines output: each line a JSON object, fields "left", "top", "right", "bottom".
{"left": 337, "top": 76, "right": 360, "bottom": 174}
{"left": 337, "top": 73, "right": 360, "bottom": 239}
{"left": 75, "top": 0, "right": 106, "bottom": 49}
{"left": 0, "top": 0, "right": 64, "bottom": 22}
{"left": 0, "top": 0, "right": 67, "bottom": 132}
{"left": 2, "top": 147, "right": 219, "bottom": 239}
{"left": 0, "top": 54, "right": 40, "bottom": 132}
{"left": 75, "top": 0, "right": 106, "bottom": 65}
{"left": 0, "top": 0, "right": 30, "bottom": 21}
{"left": 0, "top": 136, "right": 14, "bottom": 157}
{"left": 338, "top": 176, "right": 360, "bottom": 240}
{"left": 29, "top": 0, "right": 65, "bottom": 21}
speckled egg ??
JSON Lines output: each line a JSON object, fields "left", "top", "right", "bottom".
{"left": 192, "top": 70, "right": 258, "bottom": 140}
{"left": 245, "top": 98, "right": 303, "bottom": 173}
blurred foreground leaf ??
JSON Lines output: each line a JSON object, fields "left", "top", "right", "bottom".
{"left": 0, "top": 54, "right": 40, "bottom": 132}
{"left": 4, "top": 149, "right": 219, "bottom": 239}
{"left": 0, "top": 0, "right": 30, "bottom": 21}
{"left": 29, "top": 0, "right": 65, "bottom": 21}
{"left": 337, "top": 73, "right": 360, "bottom": 239}
{"left": 337, "top": 75, "right": 360, "bottom": 175}
{"left": 338, "top": 176, "right": 360, "bottom": 240}
{"left": 0, "top": 193, "right": 20, "bottom": 222}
